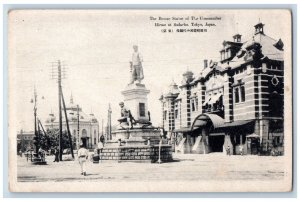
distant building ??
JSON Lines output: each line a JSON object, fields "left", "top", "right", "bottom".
{"left": 160, "top": 22, "right": 284, "bottom": 155}
{"left": 17, "top": 130, "right": 34, "bottom": 152}
{"left": 44, "top": 95, "right": 99, "bottom": 149}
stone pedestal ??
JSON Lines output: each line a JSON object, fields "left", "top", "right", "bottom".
{"left": 121, "top": 83, "right": 150, "bottom": 122}
{"left": 111, "top": 128, "right": 161, "bottom": 145}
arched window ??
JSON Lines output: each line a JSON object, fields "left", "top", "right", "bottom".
{"left": 82, "top": 129, "right": 87, "bottom": 137}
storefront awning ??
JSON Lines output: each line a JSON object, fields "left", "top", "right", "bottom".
{"left": 211, "top": 94, "right": 222, "bottom": 103}
{"left": 191, "top": 113, "right": 224, "bottom": 130}
{"left": 193, "top": 120, "right": 207, "bottom": 128}
{"left": 202, "top": 94, "right": 222, "bottom": 106}
{"left": 218, "top": 120, "right": 253, "bottom": 128}
{"left": 173, "top": 127, "right": 192, "bottom": 133}
{"left": 202, "top": 113, "right": 224, "bottom": 129}
{"left": 202, "top": 98, "right": 211, "bottom": 106}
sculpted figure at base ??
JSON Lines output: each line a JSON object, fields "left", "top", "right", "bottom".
{"left": 117, "top": 102, "right": 136, "bottom": 129}
{"left": 129, "top": 45, "right": 144, "bottom": 84}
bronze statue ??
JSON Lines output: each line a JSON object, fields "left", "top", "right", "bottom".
{"left": 129, "top": 45, "right": 144, "bottom": 84}
{"left": 117, "top": 102, "right": 136, "bottom": 129}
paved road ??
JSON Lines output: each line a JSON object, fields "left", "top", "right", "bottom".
{"left": 17, "top": 153, "right": 285, "bottom": 182}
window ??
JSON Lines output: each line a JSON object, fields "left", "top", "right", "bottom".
{"left": 94, "top": 138, "right": 96, "bottom": 145}
{"left": 235, "top": 88, "right": 240, "bottom": 103}
{"left": 82, "top": 129, "right": 87, "bottom": 137}
{"left": 191, "top": 100, "right": 195, "bottom": 111}
{"left": 174, "top": 103, "right": 178, "bottom": 119}
{"left": 234, "top": 81, "right": 246, "bottom": 104}
{"left": 240, "top": 85, "right": 245, "bottom": 102}
{"left": 227, "top": 49, "right": 231, "bottom": 58}
{"left": 164, "top": 110, "right": 167, "bottom": 120}
{"left": 139, "top": 103, "right": 145, "bottom": 117}
{"left": 195, "top": 98, "right": 198, "bottom": 111}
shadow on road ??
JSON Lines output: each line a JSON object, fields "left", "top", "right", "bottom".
{"left": 153, "top": 158, "right": 194, "bottom": 164}
{"left": 85, "top": 173, "right": 99, "bottom": 176}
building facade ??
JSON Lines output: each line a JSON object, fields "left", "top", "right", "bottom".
{"left": 17, "top": 130, "right": 35, "bottom": 152}
{"left": 44, "top": 95, "right": 100, "bottom": 149}
{"left": 160, "top": 22, "right": 284, "bottom": 155}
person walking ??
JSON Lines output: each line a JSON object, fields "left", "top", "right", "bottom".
{"left": 78, "top": 143, "right": 89, "bottom": 176}
{"left": 53, "top": 148, "right": 59, "bottom": 162}
{"left": 226, "top": 145, "right": 231, "bottom": 156}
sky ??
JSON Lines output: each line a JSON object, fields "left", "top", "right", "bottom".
{"left": 8, "top": 9, "right": 290, "bottom": 132}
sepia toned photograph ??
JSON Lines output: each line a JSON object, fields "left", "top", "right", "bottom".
{"left": 8, "top": 9, "right": 292, "bottom": 192}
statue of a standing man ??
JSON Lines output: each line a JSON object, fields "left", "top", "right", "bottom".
{"left": 129, "top": 45, "right": 144, "bottom": 84}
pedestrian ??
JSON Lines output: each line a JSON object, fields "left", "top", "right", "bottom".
{"left": 239, "top": 145, "right": 244, "bottom": 156}
{"left": 78, "top": 143, "right": 89, "bottom": 176}
{"left": 53, "top": 148, "right": 59, "bottom": 162}
{"left": 38, "top": 147, "right": 44, "bottom": 159}
{"left": 226, "top": 145, "right": 230, "bottom": 156}
{"left": 100, "top": 134, "right": 105, "bottom": 147}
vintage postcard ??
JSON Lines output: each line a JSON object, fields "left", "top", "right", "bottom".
{"left": 8, "top": 9, "right": 292, "bottom": 192}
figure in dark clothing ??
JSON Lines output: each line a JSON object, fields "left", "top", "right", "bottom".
{"left": 100, "top": 134, "right": 105, "bottom": 145}
{"left": 53, "top": 148, "right": 59, "bottom": 162}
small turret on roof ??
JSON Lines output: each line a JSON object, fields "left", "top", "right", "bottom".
{"left": 254, "top": 22, "right": 265, "bottom": 35}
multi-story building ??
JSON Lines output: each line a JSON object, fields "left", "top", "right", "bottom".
{"left": 44, "top": 95, "right": 99, "bottom": 149}
{"left": 160, "top": 22, "right": 284, "bottom": 155}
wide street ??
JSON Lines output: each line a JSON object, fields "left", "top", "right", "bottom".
{"left": 17, "top": 153, "right": 285, "bottom": 182}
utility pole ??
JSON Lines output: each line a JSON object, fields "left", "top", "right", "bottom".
{"left": 37, "top": 121, "right": 41, "bottom": 151}
{"left": 102, "top": 119, "right": 104, "bottom": 139}
{"left": 77, "top": 105, "right": 80, "bottom": 150}
{"left": 107, "top": 103, "right": 112, "bottom": 140}
{"left": 61, "top": 89, "right": 74, "bottom": 159}
{"left": 33, "top": 87, "right": 38, "bottom": 154}
{"left": 51, "top": 60, "right": 66, "bottom": 161}
{"left": 58, "top": 60, "right": 63, "bottom": 161}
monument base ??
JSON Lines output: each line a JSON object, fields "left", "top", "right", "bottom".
{"left": 100, "top": 127, "right": 172, "bottom": 163}
{"left": 111, "top": 128, "right": 161, "bottom": 145}
{"left": 99, "top": 145, "right": 173, "bottom": 163}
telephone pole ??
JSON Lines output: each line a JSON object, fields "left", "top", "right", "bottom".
{"left": 58, "top": 61, "right": 63, "bottom": 160}
{"left": 33, "top": 87, "right": 37, "bottom": 153}
{"left": 102, "top": 119, "right": 104, "bottom": 139}
{"left": 51, "top": 60, "right": 67, "bottom": 161}
{"left": 107, "top": 103, "right": 112, "bottom": 140}
{"left": 77, "top": 105, "right": 80, "bottom": 150}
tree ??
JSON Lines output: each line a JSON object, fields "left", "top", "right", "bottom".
{"left": 38, "top": 128, "right": 72, "bottom": 152}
